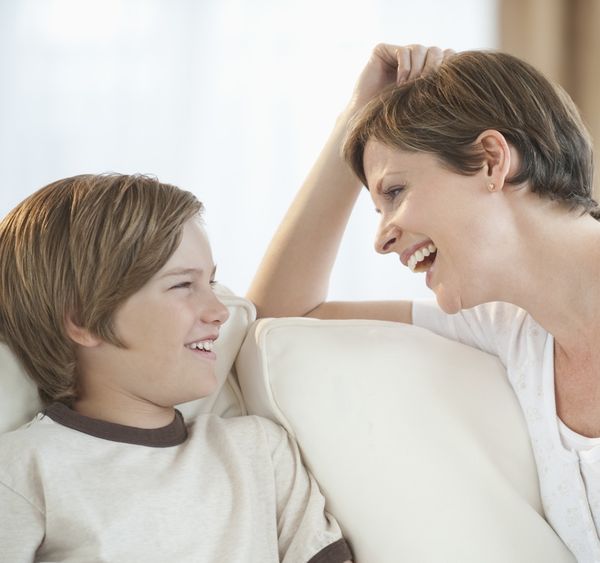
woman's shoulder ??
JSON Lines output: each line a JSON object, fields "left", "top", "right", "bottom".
{"left": 414, "top": 299, "right": 530, "bottom": 330}
{"left": 467, "top": 300, "right": 531, "bottom": 327}
{"left": 413, "top": 299, "right": 545, "bottom": 360}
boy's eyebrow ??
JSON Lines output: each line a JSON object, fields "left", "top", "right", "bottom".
{"left": 160, "top": 264, "right": 217, "bottom": 279}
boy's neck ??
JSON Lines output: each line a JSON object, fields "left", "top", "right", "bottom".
{"left": 73, "top": 397, "right": 177, "bottom": 429}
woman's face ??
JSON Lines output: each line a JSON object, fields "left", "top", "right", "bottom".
{"left": 363, "top": 139, "right": 503, "bottom": 313}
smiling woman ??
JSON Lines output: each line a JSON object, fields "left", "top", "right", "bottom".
{"left": 360, "top": 140, "right": 523, "bottom": 314}
{"left": 248, "top": 43, "right": 600, "bottom": 561}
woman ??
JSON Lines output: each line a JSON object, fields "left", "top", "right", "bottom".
{"left": 248, "top": 44, "right": 600, "bottom": 561}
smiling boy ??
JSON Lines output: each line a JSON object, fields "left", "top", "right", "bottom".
{"left": 0, "top": 174, "right": 352, "bottom": 563}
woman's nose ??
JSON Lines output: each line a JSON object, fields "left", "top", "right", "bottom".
{"left": 375, "top": 220, "right": 400, "bottom": 254}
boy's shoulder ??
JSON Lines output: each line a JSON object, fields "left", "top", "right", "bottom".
{"left": 189, "top": 413, "right": 288, "bottom": 454}
{"left": 192, "top": 412, "right": 285, "bottom": 437}
{"left": 0, "top": 411, "right": 67, "bottom": 464}
{"left": 0, "top": 411, "right": 61, "bottom": 495}
{"left": 0, "top": 411, "right": 55, "bottom": 449}
{"left": 201, "top": 412, "right": 283, "bottom": 432}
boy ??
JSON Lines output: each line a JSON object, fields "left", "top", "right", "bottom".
{"left": 0, "top": 174, "right": 352, "bottom": 563}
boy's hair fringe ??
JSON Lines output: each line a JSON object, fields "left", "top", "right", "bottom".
{"left": 0, "top": 173, "right": 203, "bottom": 405}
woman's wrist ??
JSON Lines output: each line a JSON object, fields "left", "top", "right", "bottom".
{"left": 339, "top": 98, "right": 365, "bottom": 124}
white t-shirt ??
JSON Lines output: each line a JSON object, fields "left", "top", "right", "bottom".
{"left": 413, "top": 300, "right": 600, "bottom": 563}
{"left": 0, "top": 404, "right": 352, "bottom": 563}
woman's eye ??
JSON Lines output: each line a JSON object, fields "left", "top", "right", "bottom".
{"left": 171, "top": 281, "right": 192, "bottom": 290}
{"left": 383, "top": 186, "right": 406, "bottom": 201}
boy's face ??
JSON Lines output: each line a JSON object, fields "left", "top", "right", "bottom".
{"left": 79, "top": 219, "right": 229, "bottom": 410}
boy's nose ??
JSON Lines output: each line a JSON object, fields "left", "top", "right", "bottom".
{"left": 202, "top": 292, "right": 230, "bottom": 326}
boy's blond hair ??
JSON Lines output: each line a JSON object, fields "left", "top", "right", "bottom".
{"left": 0, "top": 174, "right": 202, "bottom": 405}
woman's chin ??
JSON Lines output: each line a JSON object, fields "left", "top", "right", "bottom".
{"left": 434, "top": 288, "right": 463, "bottom": 315}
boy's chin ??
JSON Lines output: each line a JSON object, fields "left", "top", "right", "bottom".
{"left": 185, "top": 373, "right": 220, "bottom": 403}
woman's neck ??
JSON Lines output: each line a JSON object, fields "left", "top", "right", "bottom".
{"left": 498, "top": 198, "right": 600, "bottom": 356}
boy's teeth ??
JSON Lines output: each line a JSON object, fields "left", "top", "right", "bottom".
{"left": 187, "top": 340, "right": 213, "bottom": 351}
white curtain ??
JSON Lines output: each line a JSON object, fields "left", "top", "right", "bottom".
{"left": 0, "top": 0, "right": 498, "bottom": 299}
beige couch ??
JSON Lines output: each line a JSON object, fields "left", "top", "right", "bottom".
{"left": 0, "top": 287, "right": 575, "bottom": 562}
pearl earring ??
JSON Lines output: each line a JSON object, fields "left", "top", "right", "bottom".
{"left": 488, "top": 182, "right": 496, "bottom": 192}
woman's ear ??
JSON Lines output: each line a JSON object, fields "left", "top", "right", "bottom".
{"left": 475, "top": 129, "right": 514, "bottom": 190}
{"left": 65, "top": 316, "right": 102, "bottom": 347}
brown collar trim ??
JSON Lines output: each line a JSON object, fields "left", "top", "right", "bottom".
{"left": 44, "top": 403, "right": 188, "bottom": 448}
{"left": 308, "top": 538, "right": 353, "bottom": 563}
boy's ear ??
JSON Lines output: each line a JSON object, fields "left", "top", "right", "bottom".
{"left": 65, "top": 316, "right": 102, "bottom": 347}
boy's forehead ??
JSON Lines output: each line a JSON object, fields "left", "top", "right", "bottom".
{"left": 156, "top": 220, "right": 215, "bottom": 277}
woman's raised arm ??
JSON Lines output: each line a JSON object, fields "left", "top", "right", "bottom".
{"left": 247, "top": 44, "right": 446, "bottom": 321}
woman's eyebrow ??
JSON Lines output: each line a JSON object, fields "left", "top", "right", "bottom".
{"left": 372, "top": 170, "right": 409, "bottom": 194}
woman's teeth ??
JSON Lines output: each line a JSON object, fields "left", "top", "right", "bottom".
{"left": 408, "top": 243, "right": 437, "bottom": 273}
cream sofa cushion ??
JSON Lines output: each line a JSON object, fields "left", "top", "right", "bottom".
{"left": 0, "top": 285, "right": 255, "bottom": 434}
{"left": 235, "top": 317, "right": 575, "bottom": 563}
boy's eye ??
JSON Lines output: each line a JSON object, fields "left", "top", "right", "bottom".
{"left": 171, "top": 280, "right": 218, "bottom": 290}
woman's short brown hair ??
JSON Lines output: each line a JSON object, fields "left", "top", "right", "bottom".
{"left": 344, "top": 50, "right": 598, "bottom": 218}
{"left": 0, "top": 174, "right": 203, "bottom": 405}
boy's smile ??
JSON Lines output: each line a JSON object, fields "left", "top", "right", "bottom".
{"left": 73, "top": 219, "right": 229, "bottom": 427}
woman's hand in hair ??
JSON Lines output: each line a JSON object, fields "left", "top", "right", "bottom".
{"left": 348, "top": 44, "right": 453, "bottom": 114}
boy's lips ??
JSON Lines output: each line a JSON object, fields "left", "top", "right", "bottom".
{"left": 184, "top": 333, "right": 219, "bottom": 348}
{"left": 184, "top": 333, "right": 219, "bottom": 360}
{"left": 187, "top": 347, "right": 217, "bottom": 361}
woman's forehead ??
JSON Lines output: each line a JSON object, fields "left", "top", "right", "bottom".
{"left": 364, "top": 142, "right": 438, "bottom": 183}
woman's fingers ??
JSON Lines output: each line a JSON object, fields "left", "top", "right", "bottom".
{"left": 406, "top": 45, "right": 429, "bottom": 81}
{"left": 395, "top": 44, "right": 450, "bottom": 84}
{"left": 347, "top": 43, "right": 454, "bottom": 113}
{"left": 443, "top": 48, "right": 456, "bottom": 62}
{"left": 370, "top": 43, "right": 452, "bottom": 85}
{"left": 423, "top": 46, "right": 444, "bottom": 75}
{"left": 371, "top": 43, "right": 406, "bottom": 78}
{"left": 394, "top": 46, "right": 412, "bottom": 84}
